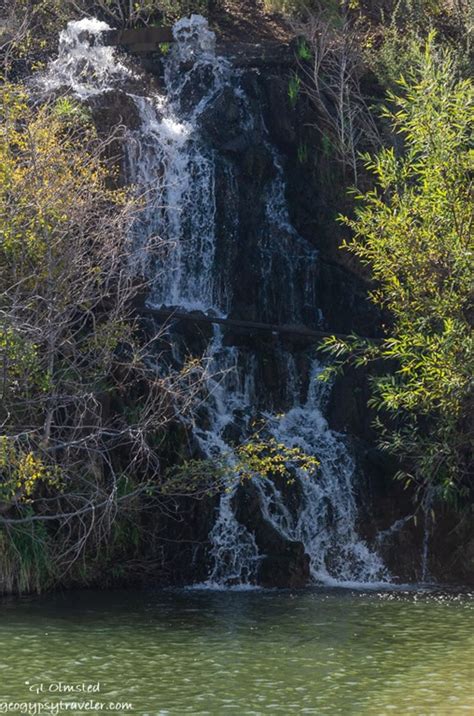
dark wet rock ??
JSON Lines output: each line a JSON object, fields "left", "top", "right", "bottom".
{"left": 217, "top": 41, "right": 295, "bottom": 69}
{"left": 234, "top": 482, "right": 310, "bottom": 588}
{"left": 174, "top": 63, "right": 218, "bottom": 115}
{"left": 222, "top": 418, "right": 246, "bottom": 446}
{"left": 198, "top": 86, "right": 244, "bottom": 147}
{"left": 259, "top": 548, "right": 310, "bottom": 589}
{"left": 77, "top": 43, "right": 473, "bottom": 588}
{"left": 87, "top": 89, "right": 143, "bottom": 131}
{"left": 263, "top": 75, "right": 297, "bottom": 149}
{"left": 238, "top": 142, "right": 275, "bottom": 183}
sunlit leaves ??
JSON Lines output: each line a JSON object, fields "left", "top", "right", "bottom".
{"left": 0, "top": 437, "right": 63, "bottom": 503}
{"left": 161, "top": 434, "right": 319, "bottom": 497}
{"left": 235, "top": 437, "right": 319, "bottom": 482}
{"left": 323, "top": 36, "right": 473, "bottom": 498}
{"left": 0, "top": 83, "right": 119, "bottom": 269}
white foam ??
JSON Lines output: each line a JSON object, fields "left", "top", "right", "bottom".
{"left": 39, "top": 17, "right": 132, "bottom": 98}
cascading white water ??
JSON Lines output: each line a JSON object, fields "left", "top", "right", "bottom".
{"left": 259, "top": 362, "right": 389, "bottom": 585}
{"left": 39, "top": 17, "right": 132, "bottom": 97}
{"left": 259, "top": 153, "right": 319, "bottom": 324}
{"left": 39, "top": 15, "right": 390, "bottom": 588}
{"left": 126, "top": 18, "right": 234, "bottom": 314}
{"left": 127, "top": 92, "right": 223, "bottom": 312}
{"left": 195, "top": 330, "right": 262, "bottom": 587}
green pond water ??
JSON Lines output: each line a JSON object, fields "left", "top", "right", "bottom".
{"left": 0, "top": 587, "right": 473, "bottom": 715}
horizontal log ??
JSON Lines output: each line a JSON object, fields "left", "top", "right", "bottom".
{"left": 103, "top": 27, "right": 174, "bottom": 47}
{"left": 139, "top": 307, "right": 375, "bottom": 342}
{"left": 102, "top": 30, "right": 295, "bottom": 67}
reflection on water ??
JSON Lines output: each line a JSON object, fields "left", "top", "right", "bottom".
{"left": 0, "top": 587, "right": 473, "bottom": 715}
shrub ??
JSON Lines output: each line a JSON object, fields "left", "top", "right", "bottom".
{"left": 322, "top": 35, "right": 473, "bottom": 502}
{"left": 0, "top": 83, "right": 204, "bottom": 591}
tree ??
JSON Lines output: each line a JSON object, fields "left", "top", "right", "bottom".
{"left": 295, "top": 8, "right": 381, "bottom": 182}
{"left": 322, "top": 35, "right": 473, "bottom": 502}
{"left": 0, "top": 84, "right": 204, "bottom": 592}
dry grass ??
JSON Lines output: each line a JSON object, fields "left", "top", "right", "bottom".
{"left": 208, "top": 0, "right": 294, "bottom": 41}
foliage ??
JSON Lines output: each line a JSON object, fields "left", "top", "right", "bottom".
{"left": 235, "top": 437, "right": 319, "bottom": 482}
{"left": 0, "top": 519, "right": 56, "bottom": 594}
{"left": 263, "top": 0, "right": 348, "bottom": 16}
{"left": 321, "top": 35, "right": 473, "bottom": 502}
{"left": 263, "top": 0, "right": 310, "bottom": 13}
{"left": 156, "top": 1, "right": 210, "bottom": 23}
{"left": 297, "top": 141, "right": 309, "bottom": 163}
{"left": 161, "top": 434, "right": 319, "bottom": 496}
{"left": 369, "top": 25, "right": 426, "bottom": 90}
{"left": 0, "top": 437, "right": 63, "bottom": 504}
{"left": 295, "top": 9, "right": 381, "bottom": 181}
{"left": 296, "top": 38, "right": 312, "bottom": 61}
{"left": 0, "top": 82, "right": 205, "bottom": 592}
{"left": 72, "top": 0, "right": 210, "bottom": 27}
{"left": 1, "top": 0, "right": 75, "bottom": 72}
{"left": 288, "top": 72, "right": 301, "bottom": 107}
{"left": 368, "top": 0, "right": 473, "bottom": 89}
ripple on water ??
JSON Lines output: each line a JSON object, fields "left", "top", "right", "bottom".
{"left": 0, "top": 587, "right": 473, "bottom": 715}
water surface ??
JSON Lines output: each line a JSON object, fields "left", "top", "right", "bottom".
{"left": 0, "top": 587, "right": 473, "bottom": 715}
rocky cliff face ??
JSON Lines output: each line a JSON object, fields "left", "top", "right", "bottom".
{"left": 39, "top": 17, "right": 471, "bottom": 589}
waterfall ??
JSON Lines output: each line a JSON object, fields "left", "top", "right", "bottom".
{"left": 260, "top": 363, "right": 388, "bottom": 585}
{"left": 39, "top": 17, "right": 133, "bottom": 97}
{"left": 39, "top": 15, "right": 390, "bottom": 588}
